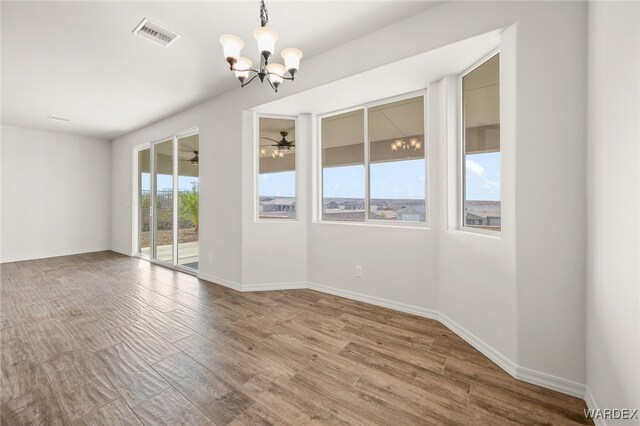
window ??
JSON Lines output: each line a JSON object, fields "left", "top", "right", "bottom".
{"left": 462, "top": 53, "right": 500, "bottom": 232}
{"left": 368, "top": 96, "right": 425, "bottom": 222}
{"left": 320, "top": 94, "right": 426, "bottom": 224}
{"left": 258, "top": 116, "right": 296, "bottom": 219}
{"left": 321, "top": 109, "right": 366, "bottom": 221}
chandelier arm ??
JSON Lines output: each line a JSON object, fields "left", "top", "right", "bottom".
{"left": 232, "top": 67, "right": 261, "bottom": 73}
{"left": 241, "top": 73, "right": 259, "bottom": 88}
{"left": 265, "top": 71, "right": 295, "bottom": 81}
{"left": 266, "top": 78, "right": 276, "bottom": 91}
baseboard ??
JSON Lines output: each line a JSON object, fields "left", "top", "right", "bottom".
{"left": 109, "top": 247, "right": 134, "bottom": 257}
{"left": 241, "top": 282, "right": 308, "bottom": 292}
{"left": 1, "top": 246, "right": 112, "bottom": 264}
{"left": 438, "top": 312, "right": 518, "bottom": 377}
{"left": 306, "top": 281, "right": 585, "bottom": 400}
{"left": 307, "top": 282, "right": 440, "bottom": 320}
{"left": 516, "top": 365, "right": 586, "bottom": 399}
{"left": 441, "top": 314, "right": 586, "bottom": 399}
{"left": 584, "top": 387, "right": 607, "bottom": 426}
{"left": 197, "top": 272, "right": 242, "bottom": 292}
{"left": 197, "top": 275, "right": 305, "bottom": 292}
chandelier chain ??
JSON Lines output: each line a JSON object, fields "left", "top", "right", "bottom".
{"left": 260, "top": 0, "right": 269, "bottom": 27}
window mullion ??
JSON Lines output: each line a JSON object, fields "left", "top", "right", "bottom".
{"left": 364, "top": 106, "right": 370, "bottom": 223}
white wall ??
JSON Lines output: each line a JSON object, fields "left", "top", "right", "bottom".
{"left": 241, "top": 112, "right": 309, "bottom": 289}
{"left": 514, "top": 2, "right": 588, "bottom": 385}
{"left": 437, "top": 64, "right": 518, "bottom": 366}
{"left": 586, "top": 1, "right": 640, "bottom": 422}
{"left": 1, "top": 125, "right": 111, "bottom": 262}
{"left": 111, "top": 1, "right": 588, "bottom": 395}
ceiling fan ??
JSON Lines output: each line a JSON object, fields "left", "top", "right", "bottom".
{"left": 179, "top": 150, "right": 199, "bottom": 165}
{"left": 262, "top": 131, "right": 295, "bottom": 151}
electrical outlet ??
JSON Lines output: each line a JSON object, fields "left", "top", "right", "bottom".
{"left": 209, "top": 253, "right": 214, "bottom": 263}
{"left": 355, "top": 266, "right": 363, "bottom": 278}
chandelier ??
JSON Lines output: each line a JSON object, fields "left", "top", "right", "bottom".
{"left": 390, "top": 138, "right": 422, "bottom": 151}
{"left": 219, "top": 0, "right": 303, "bottom": 92}
{"left": 260, "top": 148, "right": 285, "bottom": 159}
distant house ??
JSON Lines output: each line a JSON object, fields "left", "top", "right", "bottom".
{"left": 340, "top": 201, "right": 364, "bottom": 210}
{"left": 396, "top": 205, "right": 425, "bottom": 222}
{"left": 324, "top": 201, "right": 339, "bottom": 209}
{"left": 370, "top": 201, "right": 389, "bottom": 211}
{"left": 464, "top": 201, "right": 501, "bottom": 228}
{"left": 261, "top": 198, "right": 296, "bottom": 213}
{"left": 466, "top": 211, "right": 501, "bottom": 227}
{"left": 465, "top": 212, "right": 486, "bottom": 226}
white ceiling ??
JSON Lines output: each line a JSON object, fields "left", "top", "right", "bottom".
{"left": 1, "top": 1, "right": 440, "bottom": 140}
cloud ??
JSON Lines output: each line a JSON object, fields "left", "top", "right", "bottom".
{"left": 466, "top": 159, "right": 485, "bottom": 177}
{"left": 482, "top": 179, "right": 498, "bottom": 189}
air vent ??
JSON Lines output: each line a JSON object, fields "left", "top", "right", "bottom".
{"left": 132, "top": 18, "right": 180, "bottom": 47}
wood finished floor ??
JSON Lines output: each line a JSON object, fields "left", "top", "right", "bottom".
{"left": 1, "top": 251, "right": 591, "bottom": 425}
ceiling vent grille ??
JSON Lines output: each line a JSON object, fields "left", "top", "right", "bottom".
{"left": 132, "top": 18, "right": 180, "bottom": 47}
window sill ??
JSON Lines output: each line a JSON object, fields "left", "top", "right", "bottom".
{"left": 451, "top": 226, "right": 501, "bottom": 238}
{"left": 313, "top": 220, "right": 429, "bottom": 230}
{"left": 255, "top": 218, "right": 300, "bottom": 224}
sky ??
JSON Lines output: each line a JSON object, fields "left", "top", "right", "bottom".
{"left": 143, "top": 155, "right": 501, "bottom": 201}
{"left": 465, "top": 152, "right": 501, "bottom": 201}
{"left": 319, "top": 160, "right": 426, "bottom": 199}
{"left": 259, "top": 155, "right": 501, "bottom": 201}
{"left": 259, "top": 171, "right": 296, "bottom": 197}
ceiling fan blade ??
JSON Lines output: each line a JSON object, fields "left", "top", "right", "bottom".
{"left": 261, "top": 137, "right": 280, "bottom": 143}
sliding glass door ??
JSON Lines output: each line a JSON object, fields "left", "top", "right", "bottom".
{"left": 138, "top": 148, "right": 151, "bottom": 256}
{"left": 153, "top": 139, "right": 174, "bottom": 264}
{"left": 177, "top": 133, "right": 199, "bottom": 269}
{"left": 136, "top": 129, "right": 199, "bottom": 273}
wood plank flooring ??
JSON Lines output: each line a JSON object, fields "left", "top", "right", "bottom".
{"left": 1, "top": 251, "right": 591, "bottom": 425}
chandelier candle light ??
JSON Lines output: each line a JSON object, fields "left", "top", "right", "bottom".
{"left": 219, "top": 0, "right": 303, "bottom": 92}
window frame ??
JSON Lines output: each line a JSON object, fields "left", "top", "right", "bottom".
{"left": 255, "top": 113, "right": 299, "bottom": 223}
{"left": 316, "top": 90, "right": 429, "bottom": 227}
{"left": 458, "top": 49, "right": 501, "bottom": 236}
